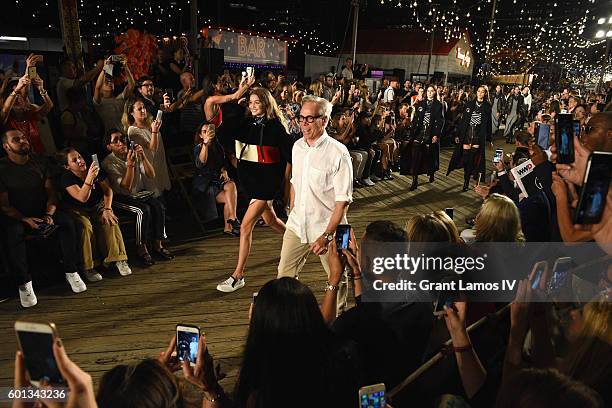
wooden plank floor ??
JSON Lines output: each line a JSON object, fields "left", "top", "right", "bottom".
{"left": 0, "top": 141, "right": 499, "bottom": 396}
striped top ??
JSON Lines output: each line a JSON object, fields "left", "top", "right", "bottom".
{"left": 423, "top": 101, "right": 432, "bottom": 126}
{"left": 470, "top": 102, "right": 483, "bottom": 126}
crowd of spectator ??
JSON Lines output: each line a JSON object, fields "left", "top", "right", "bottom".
{"left": 2, "top": 49, "right": 612, "bottom": 408}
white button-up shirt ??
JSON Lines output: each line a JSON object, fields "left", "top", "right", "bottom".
{"left": 286, "top": 131, "right": 353, "bottom": 244}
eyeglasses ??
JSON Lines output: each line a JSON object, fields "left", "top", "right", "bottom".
{"left": 110, "top": 136, "right": 127, "bottom": 145}
{"left": 141, "top": 82, "right": 154, "bottom": 87}
{"left": 298, "top": 115, "right": 323, "bottom": 123}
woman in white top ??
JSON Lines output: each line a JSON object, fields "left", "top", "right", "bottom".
{"left": 122, "top": 98, "right": 171, "bottom": 197}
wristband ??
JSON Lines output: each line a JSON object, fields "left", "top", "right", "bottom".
{"left": 453, "top": 344, "right": 473, "bottom": 353}
{"left": 349, "top": 274, "right": 362, "bottom": 280}
{"left": 126, "top": 163, "right": 135, "bottom": 168}
{"left": 325, "top": 282, "right": 339, "bottom": 292}
{"left": 39, "top": 89, "right": 47, "bottom": 96}
{"left": 84, "top": 182, "right": 93, "bottom": 188}
{"left": 103, "top": 208, "right": 113, "bottom": 212}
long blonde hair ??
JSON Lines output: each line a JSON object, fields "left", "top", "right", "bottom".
{"left": 405, "top": 214, "right": 452, "bottom": 242}
{"left": 475, "top": 193, "right": 525, "bottom": 242}
{"left": 248, "top": 87, "right": 289, "bottom": 133}
{"left": 431, "top": 211, "right": 462, "bottom": 243}
{"left": 563, "top": 296, "right": 611, "bottom": 392}
{"left": 121, "top": 98, "right": 152, "bottom": 132}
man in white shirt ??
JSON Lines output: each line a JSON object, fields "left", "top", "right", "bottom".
{"left": 341, "top": 57, "right": 354, "bottom": 80}
{"left": 384, "top": 80, "right": 398, "bottom": 104}
{"left": 278, "top": 95, "right": 353, "bottom": 312}
{"left": 522, "top": 86, "right": 532, "bottom": 118}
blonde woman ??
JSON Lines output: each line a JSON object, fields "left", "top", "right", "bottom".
{"left": 308, "top": 81, "right": 323, "bottom": 97}
{"left": 122, "top": 98, "right": 171, "bottom": 197}
{"left": 475, "top": 193, "right": 525, "bottom": 242}
{"left": 217, "top": 87, "right": 293, "bottom": 292}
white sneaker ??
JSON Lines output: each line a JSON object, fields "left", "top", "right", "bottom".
{"left": 84, "top": 269, "right": 103, "bottom": 282}
{"left": 362, "top": 178, "right": 375, "bottom": 186}
{"left": 216, "top": 276, "right": 245, "bottom": 293}
{"left": 19, "top": 281, "right": 37, "bottom": 308}
{"left": 116, "top": 261, "right": 132, "bottom": 276}
{"left": 65, "top": 273, "right": 87, "bottom": 293}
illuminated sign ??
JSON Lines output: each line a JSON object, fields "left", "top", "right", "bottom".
{"left": 456, "top": 47, "right": 471, "bottom": 67}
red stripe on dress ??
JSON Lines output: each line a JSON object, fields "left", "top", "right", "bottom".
{"left": 257, "top": 145, "right": 281, "bottom": 164}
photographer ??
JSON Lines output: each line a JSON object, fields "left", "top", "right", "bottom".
{"left": 93, "top": 54, "right": 135, "bottom": 134}
{"left": 0, "top": 129, "right": 86, "bottom": 308}
{"left": 102, "top": 129, "right": 173, "bottom": 267}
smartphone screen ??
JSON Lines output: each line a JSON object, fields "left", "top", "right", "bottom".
{"left": 27, "top": 66, "right": 37, "bottom": 79}
{"left": 573, "top": 120, "right": 581, "bottom": 139}
{"left": 433, "top": 290, "right": 458, "bottom": 315}
{"left": 156, "top": 110, "right": 163, "bottom": 122}
{"left": 16, "top": 328, "right": 64, "bottom": 385}
{"left": 537, "top": 123, "right": 551, "bottom": 150}
{"left": 335, "top": 224, "right": 351, "bottom": 251}
{"left": 574, "top": 152, "right": 612, "bottom": 225}
{"left": 493, "top": 149, "right": 503, "bottom": 163}
{"left": 555, "top": 114, "right": 574, "bottom": 164}
{"left": 530, "top": 261, "right": 547, "bottom": 290}
{"left": 547, "top": 257, "right": 572, "bottom": 296}
{"left": 91, "top": 154, "right": 99, "bottom": 168}
{"left": 444, "top": 208, "right": 454, "bottom": 220}
{"left": 359, "top": 384, "right": 386, "bottom": 408}
{"left": 176, "top": 325, "right": 199, "bottom": 364}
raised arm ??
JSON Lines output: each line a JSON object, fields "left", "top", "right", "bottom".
{"left": 93, "top": 69, "right": 105, "bottom": 104}
{"left": 1, "top": 76, "right": 29, "bottom": 124}
{"left": 64, "top": 165, "right": 99, "bottom": 204}
{"left": 31, "top": 77, "right": 53, "bottom": 117}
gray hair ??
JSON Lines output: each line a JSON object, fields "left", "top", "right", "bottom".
{"left": 301, "top": 95, "right": 333, "bottom": 119}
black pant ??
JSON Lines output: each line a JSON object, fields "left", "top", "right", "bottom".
{"left": 113, "top": 195, "right": 167, "bottom": 245}
{"left": 0, "top": 211, "right": 80, "bottom": 286}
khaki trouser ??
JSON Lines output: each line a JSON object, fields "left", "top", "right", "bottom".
{"left": 71, "top": 208, "right": 128, "bottom": 271}
{"left": 277, "top": 228, "right": 348, "bottom": 314}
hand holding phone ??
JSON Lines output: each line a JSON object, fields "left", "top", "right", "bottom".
{"left": 573, "top": 152, "right": 612, "bottom": 225}
{"left": 335, "top": 224, "right": 351, "bottom": 252}
{"left": 359, "top": 383, "right": 386, "bottom": 408}
{"left": 27, "top": 66, "right": 37, "bottom": 79}
{"left": 15, "top": 321, "right": 64, "bottom": 386}
{"left": 493, "top": 148, "right": 503, "bottom": 163}
{"left": 529, "top": 261, "right": 548, "bottom": 291}
{"left": 555, "top": 113, "right": 575, "bottom": 164}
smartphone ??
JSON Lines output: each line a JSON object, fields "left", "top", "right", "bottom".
{"left": 359, "top": 383, "right": 386, "bottom": 408}
{"left": 444, "top": 208, "right": 454, "bottom": 220}
{"left": 91, "top": 153, "right": 100, "bottom": 168}
{"left": 176, "top": 324, "right": 200, "bottom": 366}
{"left": 535, "top": 122, "right": 551, "bottom": 150}
{"left": 127, "top": 136, "right": 135, "bottom": 151}
{"left": 555, "top": 113, "right": 574, "bottom": 164}
{"left": 433, "top": 289, "right": 458, "bottom": 316}
{"left": 573, "top": 120, "right": 581, "bottom": 139}
{"left": 156, "top": 110, "right": 163, "bottom": 123}
{"left": 529, "top": 260, "right": 547, "bottom": 290}
{"left": 103, "top": 62, "right": 114, "bottom": 78}
{"left": 27, "top": 66, "right": 37, "bottom": 79}
{"left": 110, "top": 54, "right": 122, "bottom": 62}
{"left": 335, "top": 224, "right": 351, "bottom": 252}
{"left": 246, "top": 66, "right": 254, "bottom": 78}
{"left": 547, "top": 257, "right": 573, "bottom": 296}
{"left": 164, "top": 88, "right": 174, "bottom": 102}
{"left": 493, "top": 148, "right": 503, "bottom": 163}
{"left": 14, "top": 321, "right": 64, "bottom": 387}
{"left": 574, "top": 151, "right": 612, "bottom": 225}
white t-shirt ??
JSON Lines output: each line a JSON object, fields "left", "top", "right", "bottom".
{"left": 94, "top": 94, "right": 125, "bottom": 134}
{"left": 102, "top": 152, "right": 147, "bottom": 196}
{"left": 341, "top": 67, "right": 353, "bottom": 80}
{"left": 56, "top": 77, "right": 75, "bottom": 112}
{"left": 286, "top": 132, "right": 353, "bottom": 244}
{"left": 384, "top": 86, "right": 395, "bottom": 103}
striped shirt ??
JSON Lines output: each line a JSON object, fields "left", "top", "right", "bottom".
{"left": 423, "top": 101, "right": 432, "bottom": 126}
{"left": 470, "top": 102, "right": 483, "bottom": 126}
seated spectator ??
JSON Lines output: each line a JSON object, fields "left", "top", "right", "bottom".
{"left": 431, "top": 210, "right": 462, "bottom": 243}
{"left": 0, "top": 129, "right": 86, "bottom": 308}
{"left": 175, "top": 72, "right": 205, "bottom": 145}
{"left": 57, "top": 147, "right": 132, "bottom": 281}
{"left": 328, "top": 109, "right": 368, "bottom": 187}
{"left": 102, "top": 129, "right": 174, "bottom": 266}
{"left": 328, "top": 220, "right": 434, "bottom": 390}
{"left": 192, "top": 121, "right": 240, "bottom": 236}
{"left": 122, "top": 98, "right": 171, "bottom": 198}
{"left": 1, "top": 70, "right": 53, "bottom": 155}
{"left": 93, "top": 55, "right": 135, "bottom": 134}
{"left": 512, "top": 130, "right": 532, "bottom": 163}
{"left": 474, "top": 193, "right": 525, "bottom": 243}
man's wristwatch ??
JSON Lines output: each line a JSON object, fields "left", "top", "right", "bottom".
{"left": 322, "top": 232, "right": 334, "bottom": 243}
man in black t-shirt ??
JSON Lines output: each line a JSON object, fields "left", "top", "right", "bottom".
{"left": 0, "top": 129, "right": 86, "bottom": 308}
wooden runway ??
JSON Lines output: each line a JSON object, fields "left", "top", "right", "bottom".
{"left": 0, "top": 142, "right": 498, "bottom": 396}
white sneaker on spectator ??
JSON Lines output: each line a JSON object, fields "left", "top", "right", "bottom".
{"left": 19, "top": 281, "right": 37, "bottom": 308}
{"left": 362, "top": 178, "right": 375, "bottom": 186}
{"left": 84, "top": 269, "right": 103, "bottom": 282}
{"left": 116, "top": 261, "right": 132, "bottom": 276}
{"left": 65, "top": 272, "right": 87, "bottom": 293}
{"left": 216, "top": 276, "right": 245, "bottom": 293}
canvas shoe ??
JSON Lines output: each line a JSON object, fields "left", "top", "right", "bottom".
{"left": 84, "top": 269, "right": 103, "bottom": 282}
{"left": 19, "top": 281, "right": 37, "bottom": 308}
{"left": 216, "top": 276, "right": 245, "bottom": 293}
{"left": 116, "top": 261, "right": 132, "bottom": 276}
{"left": 362, "top": 178, "right": 375, "bottom": 186}
{"left": 65, "top": 272, "right": 87, "bottom": 293}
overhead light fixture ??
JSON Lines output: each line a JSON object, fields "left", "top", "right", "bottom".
{"left": 607, "top": 30, "right": 612, "bottom": 38}
{"left": 0, "top": 36, "right": 27, "bottom": 42}
{"left": 598, "top": 17, "right": 606, "bottom": 24}
{"left": 596, "top": 30, "right": 605, "bottom": 38}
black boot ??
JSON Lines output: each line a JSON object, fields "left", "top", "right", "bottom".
{"left": 410, "top": 176, "right": 418, "bottom": 191}
{"left": 462, "top": 178, "right": 470, "bottom": 191}
{"left": 462, "top": 149, "right": 472, "bottom": 191}
{"left": 429, "top": 173, "right": 435, "bottom": 183}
